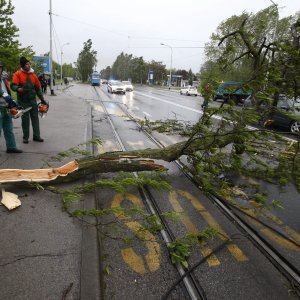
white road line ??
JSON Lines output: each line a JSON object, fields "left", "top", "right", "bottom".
{"left": 135, "top": 91, "right": 203, "bottom": 114}
{"left": 143, "top": 111, "right": 151, "bottom": 117}
{"left": 134, "top": 90, "right": 297, "bottom": 143}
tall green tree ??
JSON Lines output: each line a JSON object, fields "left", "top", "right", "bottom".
{"left": 62, "top": 63, "right": 77, "bottom": 78}
{"left": 0, "top": 0, "right": 19, "bottom": 69}
{"left": 76, "top": 39, "right": 97, "bottom": 82}
{"left": 131, "top": 56, "right": 147, "bottom": 83}
{"left": 0, "top": 0, "right": 33, "bottom": 74}
{"left": 187, "top": 69, "right": 194, "bottom": 85}
{"left": 201, "top": 6, "right": 300, "bottom": 103}
{"left": 109, "top": 52, "right": 165, "bottom": 84}
{"left": 147, "top": 60, "right": 167, "bottom": 84}
{"left": 100, "top": 66, "right": 112, "bottom": 79}
{"left": 175, "top": 69, "right": 189, "bottom": 80}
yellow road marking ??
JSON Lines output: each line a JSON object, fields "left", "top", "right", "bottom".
{"left": 169, "top": 191, "right": 220, "bottom": 266}
{"left": 178, "top": 190, "right": 248, "bottom": 262}
{"left": 240, "top": 207, "right": 300, "bottom": 251}
{"left": 93, "top": 104, "right": 104, "bottom": 112}
{"left": 283, "top": 226, "right": 300, "bottom": 244}
{"left": 112, "top": 193, "right": 161, "bottom": 274}
{"left": 246, "top": 214, "right": 300, "bottom": 251}
{"left": 121, "top": 248, "right": 146, "bottom": 274}
{"left": 249, "top": 201, "right": 300, "bottom": 243}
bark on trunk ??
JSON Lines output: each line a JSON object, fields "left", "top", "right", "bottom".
{"left": 0, "top": 156, "right": 166, "bottom": 184}
{"left": 0, "top": 136, "right": 233, "bottom": 184}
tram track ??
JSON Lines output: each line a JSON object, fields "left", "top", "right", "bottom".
{"left": 92, "top": 86, "right": 300, "bottom": 298}
{"left": 92, "top": 87, "right": 205, "bottom": 299}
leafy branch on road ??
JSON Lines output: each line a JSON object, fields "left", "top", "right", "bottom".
{"left": 168, "top": 227, "right": 218, "bottom": 268}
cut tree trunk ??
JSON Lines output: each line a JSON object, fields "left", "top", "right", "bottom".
{"left": 0, "top": 136, "right": 233, "bottom": 185}
{"left": 0, "top": 156, "right": 165, "bottom": 184}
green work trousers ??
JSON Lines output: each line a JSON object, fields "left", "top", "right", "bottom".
{"left": 0, "top": 108, "right": 17, "bottom": 150}
{"left": 21, "top": 105, "right": 40, "bottom": 140}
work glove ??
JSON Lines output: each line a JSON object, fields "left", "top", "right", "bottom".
{"left": 17, "top": 87, "right": 26, "bottom": 93}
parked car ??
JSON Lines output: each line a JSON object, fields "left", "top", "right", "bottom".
{"left": 107, "top": 81, "right": 126, "bottom": 94}
{"left": 101, "top": 79, "right": 108, "bottom": 84}
{"left": 295, "top": 97, "right": 300, "bottom": 107}
{"left": 180, "top": 86, "right": 198, "bottom": 96}
{"left": 245, "top": 95, "right": 300, "bottom": 134}
{"left": 213, "top": 81, "right": 252, "bottom": 104}
{"left": 122, "top": 81, "right": 133, "bottom": 91}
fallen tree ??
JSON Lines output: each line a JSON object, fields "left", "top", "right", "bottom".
{"left": 0, "top": 155, "right": 165, "bottom": 184}
{"left": 0, "top": 108, "right": 299, "bottom": 199}
{"left": 0, "top": 126, "right": 239, "bottom": 185}
{"left": 1, "top": 5, "right": 299, "bottom": 205}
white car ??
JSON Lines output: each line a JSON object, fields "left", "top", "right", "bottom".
{"left": 180, "top": 86, "right": 198, "bottom": 96}
{"left": 107, "top": 81, "right": 126, "bottom": 94}
{"left": 122, "top": 81, "right": 133, "bottom": 91}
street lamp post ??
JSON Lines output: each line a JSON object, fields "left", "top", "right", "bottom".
{"left": 160, "top": 43, "right": 173, "bottom": 89}
{"left": 61, "top": 42, "right": 70, "bottom": 85}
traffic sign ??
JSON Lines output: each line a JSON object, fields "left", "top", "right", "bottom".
{"left": 33, "top": 56, "right": 50, "bottom": 73}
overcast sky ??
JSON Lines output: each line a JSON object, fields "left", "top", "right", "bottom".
{"left": 11, "top": 0, "right": 299, "bottom": 73}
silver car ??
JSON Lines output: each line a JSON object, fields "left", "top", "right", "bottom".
{"left": 107, "top": 81, "right": 126, "bottom": 94}
{"left": 180, "top": 86, "right": 198, "bottom": 96}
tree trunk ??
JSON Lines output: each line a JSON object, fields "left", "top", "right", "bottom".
{"left": 0, "top": 135, "right": 235, "bottom": 185}
{"left": 0, "top": 155, "right": 166, "bottom": 184}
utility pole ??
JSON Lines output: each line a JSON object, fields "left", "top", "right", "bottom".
{"left": 160, "top": 43, "right": 173, "bottom": 89}
{"left": 49, "top": 0, "right": 54, "bottom": 95}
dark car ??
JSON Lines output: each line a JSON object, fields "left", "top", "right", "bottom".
{"left": 213, "top": 81, "right": 253, "bottom": 104}
{"left": 245, "top": 96, "right": 300, "bottom": 134}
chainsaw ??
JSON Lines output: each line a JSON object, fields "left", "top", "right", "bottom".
{"left": 8, "top": 106, "right": 32, "bottom": 119}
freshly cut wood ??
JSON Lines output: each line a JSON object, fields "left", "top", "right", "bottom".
{"left": 0, "top": 139, "right": 232, "bottom": 184}
{"left": 1, "top": 188, "right": 21, "bottom": 210}
{"left": 0, "top": 153, "right": 166, "bottom": 184}
{"left": 0, "top": 137, "right": 237, "bottom": 184}
{"left": 0, "top": 161, "right": 79, "bottom": 183}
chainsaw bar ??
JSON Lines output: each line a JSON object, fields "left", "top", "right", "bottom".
{"left": 11, "top": 106, "right": 32, "bottom": 119}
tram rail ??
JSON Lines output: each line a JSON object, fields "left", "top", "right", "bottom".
{"left": 92, "top": 86, "right": 300, "bottom": 298}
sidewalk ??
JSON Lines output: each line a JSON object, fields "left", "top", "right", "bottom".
{"left": 0, "top": 86, "right": 98, "bottom": 299}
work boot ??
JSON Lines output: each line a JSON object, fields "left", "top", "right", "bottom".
{"left": 33, "top": 137, "right": 44, "bottom": 142}
{"left": 7, "top": 148, "right": 23, "bottom": 153}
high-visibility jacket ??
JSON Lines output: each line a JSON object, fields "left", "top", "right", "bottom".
{"left": 11, "top": 69, "right": 44, "bottom": 107}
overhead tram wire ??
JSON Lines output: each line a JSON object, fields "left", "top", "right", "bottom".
{"left": 128, "top": 47, "right": 205, "bottom": 49}
{"left": 51, "top": 12, "right": 205, "bottom": 44}
{"left": 52, "top": 12, "right": 131, "bottom": 37}
{"left": 52, "top": 21, "right": 62, "bottom": 66}
{"left": 52, "top": 19, "right": 61, "bottom": 49}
